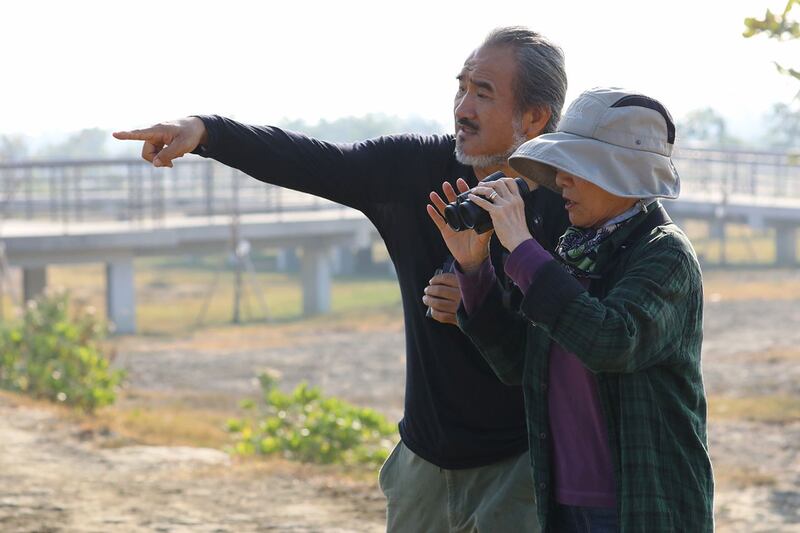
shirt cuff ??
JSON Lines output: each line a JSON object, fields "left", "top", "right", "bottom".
{"left": 189, "top": 115, "right": 219, "bottom": 157}
{"left": 455, "top": 259, "right": 496, "bottom": 315}
{"left": 504, "top": 238, "right": 555, "bottom": 293}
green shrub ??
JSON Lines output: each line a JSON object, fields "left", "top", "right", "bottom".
{"left": 0, "top": 292, "right": 124, "bottom": 412}
{"left": 227, "top": 372, "right": 397, "bottom": 468}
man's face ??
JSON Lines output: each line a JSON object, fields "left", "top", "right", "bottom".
{"left": 454, "top": 45, "right": 525, "bottom": 170}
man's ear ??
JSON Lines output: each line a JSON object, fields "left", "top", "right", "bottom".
{"left": 521, "top": 106, "right": 552, "bottom": 139}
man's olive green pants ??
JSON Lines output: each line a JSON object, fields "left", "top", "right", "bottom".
{"left": 378, "top": 441, "right": 540, "bottom": 532}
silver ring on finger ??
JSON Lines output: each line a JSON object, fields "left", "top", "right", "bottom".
{"left": 488, "top": 191, "right": 499, "bottom": 202}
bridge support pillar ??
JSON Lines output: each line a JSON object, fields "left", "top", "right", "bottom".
{"left": 710, "top": 219, "right": 726, "bottom": 240}
{"left": 776, "top": 224, "right": 797, "bottom": 267}
{"left": 301, "top": 244, "right": 332, "bottom": 316}
{"left": 106, "top": 256, "right": 136, "bottom": 334}
{"left": 276, "top": 247, "right": 300, "bottom": 273}
{"left": 710, "top": 219, "right": 726, "bottom": 265}
{"left": 331, "top": 245, "right": 357, "bottom": 276}
{"left": 22, "top": 267, "right": 47, "bottom": 303}
{"left": 354, "top": 245, "right": 376, "bottom": 274}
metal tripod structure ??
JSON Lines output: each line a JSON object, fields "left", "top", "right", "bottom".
{"left": 195, "top": 170, "right": 270, "bottom": 327}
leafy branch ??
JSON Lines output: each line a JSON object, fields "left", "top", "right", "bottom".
{"left": 744, "top": 0, "right": 800, "bottom": 85}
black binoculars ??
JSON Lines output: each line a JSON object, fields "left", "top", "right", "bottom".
{"left": 443, "top": 171, "right": 530, "bottom": 234}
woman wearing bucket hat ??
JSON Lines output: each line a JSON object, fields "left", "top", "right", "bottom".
{"left": 427, "top": 87, "right": 713, "bottom": 532}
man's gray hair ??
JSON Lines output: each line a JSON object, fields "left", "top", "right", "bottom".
{"left": 483, "top": 27, "right": 567, "bottom": 134}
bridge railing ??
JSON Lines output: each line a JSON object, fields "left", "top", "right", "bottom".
{"left": 674, "top": 147, "right": 800, "bottom": 200}
{"left": 0, "top": 147, "right": 798, "bottom": 225}
{"left": 0, "top": 158, "right": 346, "bottom": 225}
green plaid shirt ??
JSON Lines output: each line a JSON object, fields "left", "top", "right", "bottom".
{"left": 459, "top": 205, "right": 714, "bottom": 532}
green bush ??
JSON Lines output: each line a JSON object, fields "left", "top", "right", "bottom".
{"left": 0, "top": 292, "right": 124, "bottom": 412}
{"left": 227, "top": 372, "right": 397, "bottom": 468}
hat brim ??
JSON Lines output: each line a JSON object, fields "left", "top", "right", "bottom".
{"left": 508, "top": 133, "right": 680, "bottom": 199}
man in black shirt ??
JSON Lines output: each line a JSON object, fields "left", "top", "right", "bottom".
{"left": 115, "top": 27, "right": 568, "bottom": 533}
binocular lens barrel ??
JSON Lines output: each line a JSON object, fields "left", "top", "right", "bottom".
{"left": 443, "top": 204, "right": 464, "bottom": 231}
{"left": 457, "top": 202, "right": 480, "bottom": 229}
{"left": 441, "top": 172, "right": 529, "bottom": 234}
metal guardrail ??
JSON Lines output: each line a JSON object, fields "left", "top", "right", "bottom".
{"left": 674, "top": 147, "right": 800, "bottom": 199}
{"left": 0, "top": 158, "right": 344, "bottom": 225}
{"left": 0, "top": 148, "right": 798, "bottom": 225}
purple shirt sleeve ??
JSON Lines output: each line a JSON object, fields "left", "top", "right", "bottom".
{"left": 455, "top": 259, "right": 497, "bottom": 315}
{"left": 504, "top": 238, "right": 556, "bottom": 293}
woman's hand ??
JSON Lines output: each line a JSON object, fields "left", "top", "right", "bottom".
{"left": 427, "top": 179, "right": 492, "bottom": 273}
{"left": 468, "top": 178, "right": 533, "bottom": 253}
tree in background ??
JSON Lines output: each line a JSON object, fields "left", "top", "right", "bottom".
{"left": 279, "top": 113, "right": 445, "bottom": 142}
{"left": 36, "top": 128, "right": 109, "bottom": 160}
{"left": 3, "top": 116, "right": 446, "bottom": 162}
{"left": 746, "top": 1, "right": 800, "bottom": 149}
{"left": 0, "top": 135, "right": 29, "bottom": 163}
{"left": 744, "top": 0, "right": 800, "bottom": 88}
{"left": 678, "top": 107, "right": 741, "bottom": 147}
{"left": 764, "top": 102, "right": 800, "bottom": 149}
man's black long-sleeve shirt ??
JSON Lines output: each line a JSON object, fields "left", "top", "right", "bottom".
{"left": 194, "top": 115, "right": 568, "bottom": 469}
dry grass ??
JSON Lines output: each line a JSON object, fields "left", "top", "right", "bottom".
{"left": 714, "top": 464, "right": 778, "bottom": 489}
{"left": 708, "top": 394, "right": 800, "bottom": 423}
{"left": 0, "top": 388, "right": 75, "bottom": 413}
{"left": 0, "top": 388, "right": 237, "bottom": 450}
{"left": 682, "top": 220, "right": 799, "bottom": 266}
{"left": 112, "top": 303, "right": 404, "bottom": 355}
{"left": 0, "top": 388, "right": 384, "bottom": 484}
{"left": 729, "top": 346, "right": 800, "bottom": 363}
{"left": 703, "top": 271, "right": 800, "bottom": 301}
{"left": 26, "top": 258, "right": 404, "bottom": 336}
{"left": 96, "top": 405, "right": 231, "bottom": 449}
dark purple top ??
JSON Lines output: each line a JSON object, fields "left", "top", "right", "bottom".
{"left": 457, "top": 239, "right": 616, "bottom": 508}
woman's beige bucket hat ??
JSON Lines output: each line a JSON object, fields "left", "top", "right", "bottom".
{"left": 509, "top": 87, "right": 680, "bottom": 199}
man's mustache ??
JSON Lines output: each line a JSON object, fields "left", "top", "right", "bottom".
{"left": 457, "top": 118, "right": 479, "bottom": 131}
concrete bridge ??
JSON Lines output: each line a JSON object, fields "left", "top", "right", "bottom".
{"left": 0, "top": 147, "right": 798, "bottom": 333}
{"left": 664, "top": 147, "right": 800, "bottom": 265}
{"left": 0, "top": 158, "right": 379, "bottom": 333}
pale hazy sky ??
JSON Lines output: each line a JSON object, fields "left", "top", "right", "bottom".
{"left": 2, "top": 0, "right": 798, "bottom": 141}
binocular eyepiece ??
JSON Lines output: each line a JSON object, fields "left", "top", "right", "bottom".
{"left": 443, "top": 171, "right": 530, "bottom": 234}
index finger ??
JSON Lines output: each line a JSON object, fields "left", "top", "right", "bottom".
{"left": 112, "top": 128, "right": 159, "bottom": 141}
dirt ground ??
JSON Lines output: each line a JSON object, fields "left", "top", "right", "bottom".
{"left": 1, "top": 269, "right": 800, "bottom": 532}
{"left": 0, "top": 395, "right": 386, "bottom": 533}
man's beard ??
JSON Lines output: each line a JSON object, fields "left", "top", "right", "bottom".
{"left": 455, "top": 117, "right": 528, "bottom": 170}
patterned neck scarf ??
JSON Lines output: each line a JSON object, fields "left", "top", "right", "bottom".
{"left": 556, "top": 201, "right": 650, "bottom": 277}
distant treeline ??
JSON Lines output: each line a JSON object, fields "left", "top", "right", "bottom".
{"left": 4, "top": 106, "right": 800, "bottom": 163}
{"left": 278, "top": 114, "right": 447, "bottom": 142}
{"left": 0, "top": 114, "right": 448, "bottom": 163}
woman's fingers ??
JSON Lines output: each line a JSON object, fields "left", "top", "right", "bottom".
{"left": 502, "top": 177, "right": 520, "bottom": 196}
{"left": 468, "top": 193, "right": 496, "bottom": 211}
{"left": 470, "top": 185, "right": 504, "bottom": 203}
